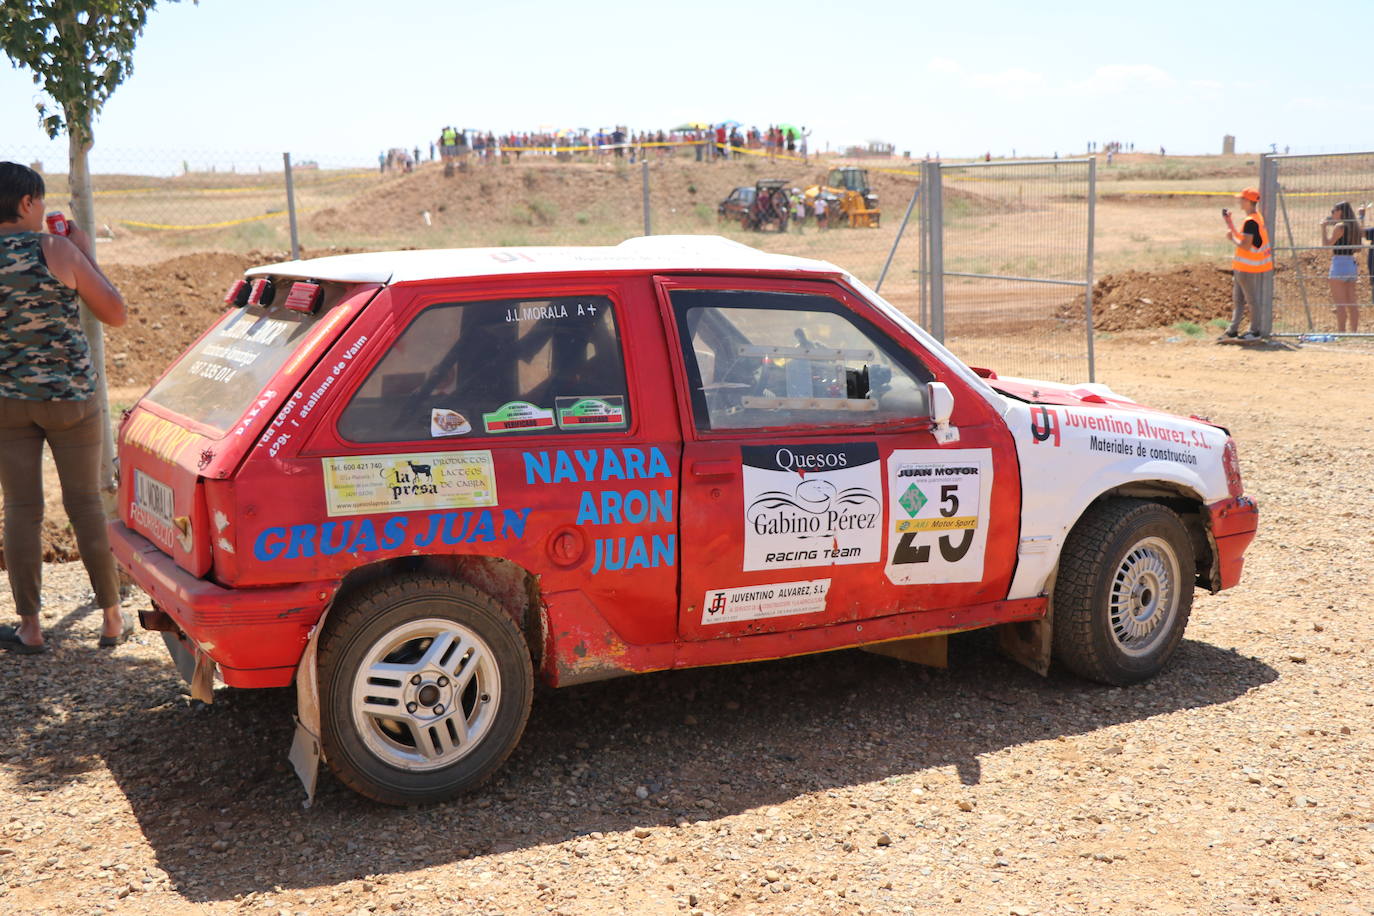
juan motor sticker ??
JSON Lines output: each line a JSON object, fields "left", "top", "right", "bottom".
{"left": 742, "top": 443, "right": 882, "bottom": 571}
{"left": 884, "top": 448, "right": 992, "bottom": 585}
{"left": 702, "top": 579, "right": 830, "bottom": 625}
{"left": 556, "top": 395, "right": 627, "bottom": 430}
{"left": 323, "top": 451, "right": 498, "bottom": 517}
{"left": 482, "top": 401, "right": 555, "bottom": 434}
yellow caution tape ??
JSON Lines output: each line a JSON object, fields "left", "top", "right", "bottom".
{"left": 94, "top": 170, "right": 378, "bottom": 198}
{"left": 120, "top": 211, "right": 286, "bottom": 231}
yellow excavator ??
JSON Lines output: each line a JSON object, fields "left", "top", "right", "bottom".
{"left": 803, "top": 167, "right": 881, "bottom": 228}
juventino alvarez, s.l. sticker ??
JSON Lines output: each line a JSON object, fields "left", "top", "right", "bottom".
{"left": 741, "top": 443, "right": 883, "bottom": 571}
{"left": 702, "top": 579, "right": 830, "bottom": 624}
{"left": 884, "top": 448, "right": 992, "bottom": 585}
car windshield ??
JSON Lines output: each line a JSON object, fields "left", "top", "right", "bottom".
{"left": 144, "top": 295, "right": 333, "bottom": 435}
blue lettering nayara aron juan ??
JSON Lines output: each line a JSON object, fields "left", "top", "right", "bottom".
{"left": 253, "top": 508, "right": 531, "bottom": 560}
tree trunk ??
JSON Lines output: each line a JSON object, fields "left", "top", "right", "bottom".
{"left": 66, "top": 121, "right": 117, "bottom": 506}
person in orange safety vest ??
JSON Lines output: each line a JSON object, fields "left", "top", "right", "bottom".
{"left": 1221, "top": 187, "right": 1273, "bottom": 341}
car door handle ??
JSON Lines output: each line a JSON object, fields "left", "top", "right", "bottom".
{"left": 691, "top": 460, "right": 737, "bottom": 479}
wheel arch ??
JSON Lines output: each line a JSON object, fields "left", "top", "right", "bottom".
{"left": 999, "top": 479, "right": 1217, "bottom": 677}
{"left": 1086, "top": 481, "right": 1217, "bottom": 592}
{"left": 326, "top": 553, "right": 545, "bottom": 671}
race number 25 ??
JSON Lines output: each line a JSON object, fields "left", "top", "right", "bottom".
{"left": 884, "top": 449, "right": 992, "bottom": 586}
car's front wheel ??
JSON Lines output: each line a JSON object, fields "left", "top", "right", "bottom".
{"left": 318, "top": 574, "right": 533, "bottom": 805}
{"left": 1051, "top": 499, "right": 1194, "bottom": 685}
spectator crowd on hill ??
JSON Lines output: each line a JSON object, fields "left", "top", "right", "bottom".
{"left": 409, "top": 124, "right": 814, "bottom": 169}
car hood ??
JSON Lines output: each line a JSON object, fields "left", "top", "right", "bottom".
{"left": 987, "top": 375, "right": 1225, "bottom": 431}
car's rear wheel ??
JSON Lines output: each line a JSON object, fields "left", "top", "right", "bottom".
{"left": 1051, "top": 499, "right": 1194, "bottom": 685}
{"left": 318, "top": 574, "right": 533, "bottom": 805}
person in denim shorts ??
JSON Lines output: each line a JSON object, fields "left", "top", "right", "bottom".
{"left": 1321, "top": 201, "right": 1362, "bottom": 333}
{"left": 0, "top": 162, "right": 129, "bottom": 654}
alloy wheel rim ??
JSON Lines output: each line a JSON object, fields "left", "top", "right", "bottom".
{"left": 1108, "top": 536, "right": 1179, "bottom": 657}
{"left": 350, "top": 617, "right": 501, "bottom": 771}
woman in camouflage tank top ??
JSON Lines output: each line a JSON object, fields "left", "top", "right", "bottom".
{"left": 0, "top": 162, "right": 128, "bottom": 654}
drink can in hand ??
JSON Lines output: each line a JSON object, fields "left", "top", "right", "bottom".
{"left": 45, "top": 211, "right": 69, "bottom": 236}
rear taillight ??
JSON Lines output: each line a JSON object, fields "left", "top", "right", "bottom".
{"left": 1222, "top": 438, "right": 1243, "bottom": 498}
{"left": 283, "top": 281, "right": 322, "bottom": 314}
{"left": 223, "top": 279, "right": 250, "bottom": 307}
{"left": 247, "top": 278, "right": 275, "bottom": 307}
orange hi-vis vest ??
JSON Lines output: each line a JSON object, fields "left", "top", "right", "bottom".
{"left": 1232, "top": 210, "right": 1273, "bottom": 273}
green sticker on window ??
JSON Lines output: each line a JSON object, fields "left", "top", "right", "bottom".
{"left": 482, "top": 401, "right": 555, "bottom": 434}
{"left": 555, "top": 396, "right": 627, "bottom": 430}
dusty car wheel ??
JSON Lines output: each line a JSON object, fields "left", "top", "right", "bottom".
{"left": 318, "top": 574, "right": 533, "bottom": 805}
{"left": 1051, "top": 499, "right": 1194, "bottom": 686}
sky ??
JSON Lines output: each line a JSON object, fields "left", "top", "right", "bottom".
{"left": 1, "top": 0, "right": 1371, "bottom": 174}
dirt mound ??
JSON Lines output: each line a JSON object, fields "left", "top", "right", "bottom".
{"left": 102, "top": 247, "right": 365, "bottom": 388}
{"left": 307, "top": 158, "right": 938, "bottom": 237}
{"left": 1065, "top": 263, "right": 1235, "bottom": 331}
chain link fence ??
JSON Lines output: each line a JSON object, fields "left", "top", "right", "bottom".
{"left": 910, "top": 158, "right": 1097, "bottom": 383}
{"left": 4, "top": 145, "right": 1107, "bottom": 380}
{"left": 1261, "top": 151, "right": 1374, "bottom": 338}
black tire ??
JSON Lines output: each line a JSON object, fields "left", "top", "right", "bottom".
{"left": 318, "top": 573, "right": 533, "bottom": 805}
{"left": 1051, "top": 499, "right": 1194, "bottom": 685}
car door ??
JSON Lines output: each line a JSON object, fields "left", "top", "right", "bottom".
{"left": 657, "top": 276, "right": 1020, "bottom": 642}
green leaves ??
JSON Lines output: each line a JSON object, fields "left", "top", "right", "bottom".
{"left": 0, "top": 1, "right": 187, "bottom": 141}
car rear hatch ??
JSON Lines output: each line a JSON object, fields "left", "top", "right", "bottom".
{"left": 119, "top": 277, "right": 381, "bottom": 575}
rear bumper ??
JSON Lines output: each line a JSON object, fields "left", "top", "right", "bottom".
{"left": 1208, "top": 496, "right": 1259, "bottom": 591}
{"left": 109, "top": 521, "right": 333, "bottom": 688}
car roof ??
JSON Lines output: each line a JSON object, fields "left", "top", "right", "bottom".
{"left": 245, "top": 236, "right": 843, "bottom": 285}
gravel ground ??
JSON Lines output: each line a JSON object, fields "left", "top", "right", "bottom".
{"left": 1, "top": 333, "right": 1371, "bottom": 916}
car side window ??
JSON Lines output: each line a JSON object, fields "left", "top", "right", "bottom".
{"left": 338, "top": 295, "right": 629, "bottom": 443}
{"left": 670, "top": 289, "right": 933, "bottom": 432}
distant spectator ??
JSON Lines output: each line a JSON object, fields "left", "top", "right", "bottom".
{"left": 814, "top": 196, "right": 829, "bottom": 230}
{"left": 378, "top": 151, "right": 386, "bottom": 173}
{"left": 1321, "top": 201, "right": 1362, "bottom": 333}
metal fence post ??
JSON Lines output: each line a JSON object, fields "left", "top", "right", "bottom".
{"left": 924, "top": 160, "right": 946, "bottom": 342}
{"left": 876, "top": 182, "right": 921, "bottom": 294}
{"left": 1258, "top": 154, "right": 1278, "bottom": 333}
{"left": 1085, "top": 156, "right": 1097, "bottom": 382}
{"left": 283, "top": 152, "right": 300, "bottom": 260}
{"left": 641, "top": 158, "right": 651, "bottom": 236}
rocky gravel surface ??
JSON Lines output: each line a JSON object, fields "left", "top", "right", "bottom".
{"left": 1, "top": 334, "right": 1371, "bottom": 915}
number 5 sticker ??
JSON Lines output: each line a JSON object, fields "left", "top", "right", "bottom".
{"left": 884, "top": 448, "right": 993, "bottom": 585}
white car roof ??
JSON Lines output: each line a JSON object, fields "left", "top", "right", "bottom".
{"left": 245, "top": 235, "right": 844, "bottom": 285}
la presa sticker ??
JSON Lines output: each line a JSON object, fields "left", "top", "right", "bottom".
{"left": 883, "top": 448, "right": 992, "bottom": 586}
{"left": 482, "top": 401, "right": 555, "bottom": 434}
{"left": 322, "top": 451, "right": 498, "bottom": 517}
{"left": 556, "top": 395, "right": 626, "bottom": 430}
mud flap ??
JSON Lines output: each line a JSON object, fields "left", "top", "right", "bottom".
{"left": 997, "top": 616, "right": 1052, "bottom": 677}
{"left": 862, "top": 634, "right": 948, "bottom": 667}
{"left": 190, "top": 648, "right": 217, "bottom": 703}
{"left": 289, "top": 624, "right": 325, "bottom": 807}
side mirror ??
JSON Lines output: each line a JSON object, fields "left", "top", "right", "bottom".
{"left": 927, "top": 382, "right": 959, "bottom": 444}
{"left": 928, "top": 382, "right": 954, "bottom": 425}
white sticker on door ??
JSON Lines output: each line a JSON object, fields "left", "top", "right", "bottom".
{"left": 884, "top": 448, "right": 993, "bottom": 585}
{"left": 742, "top": 443, "right": 883, "bottom": 571}
{"left": 702, "top": 579, "right": 831, "bottom": 625}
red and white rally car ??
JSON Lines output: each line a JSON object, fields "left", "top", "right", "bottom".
{"left": 110, "top": 236, "right": 1258, "bottom": 805}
